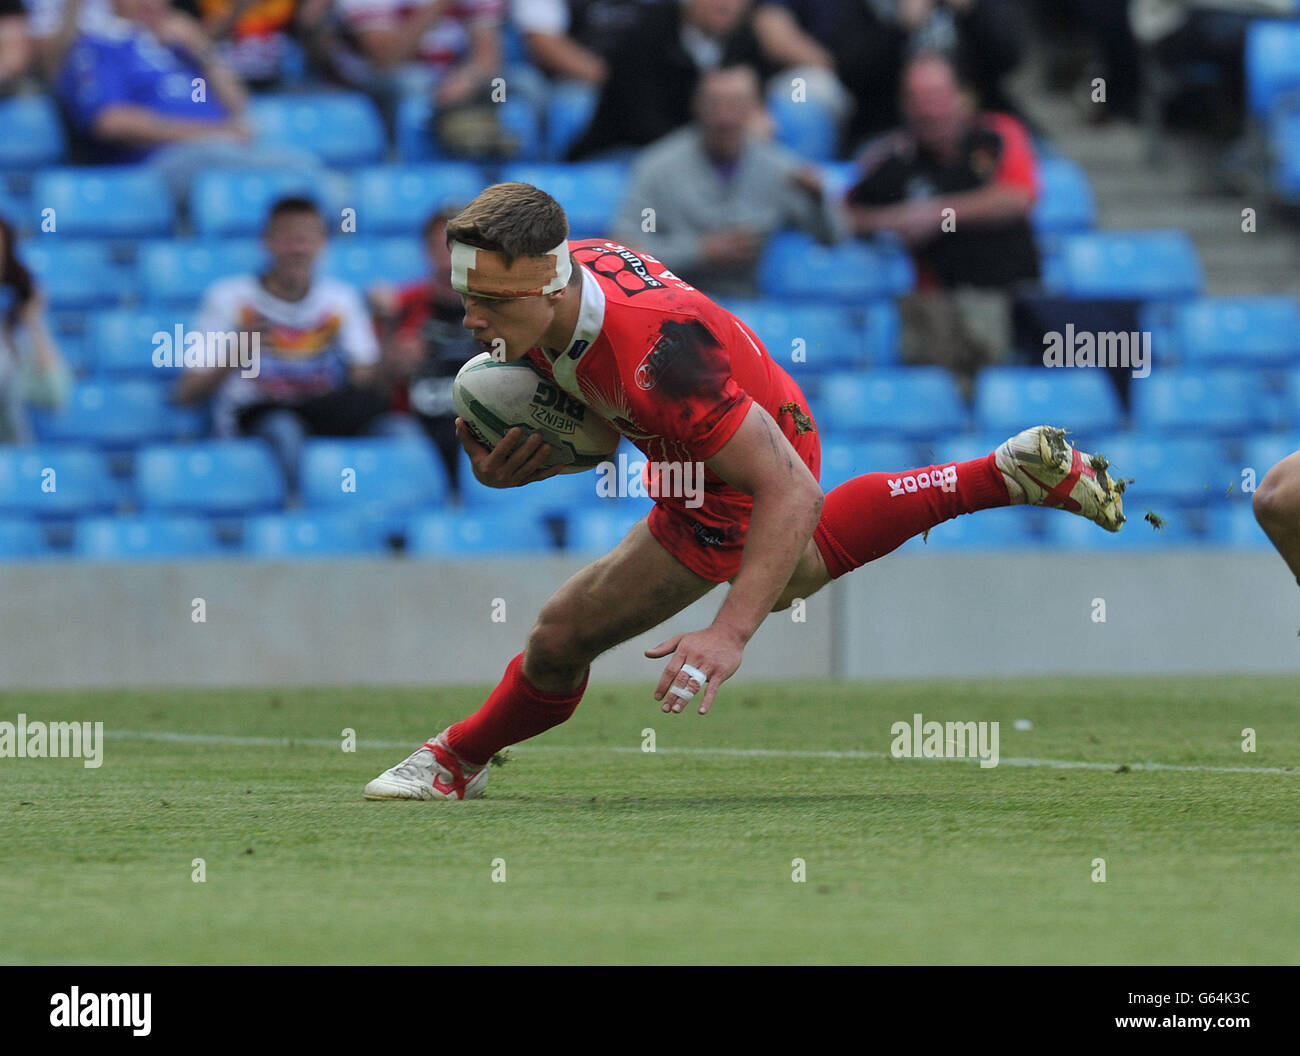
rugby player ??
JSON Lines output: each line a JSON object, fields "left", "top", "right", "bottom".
{"left": 1253, "top": 454, "right": 1300, "bottom": 587}
{"left": 365, "top": 183, "right": 1126, "bottom": 801}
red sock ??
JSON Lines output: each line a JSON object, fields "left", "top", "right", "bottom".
{"left": 813, "top": 453, "right": 1010, "bottom": 579}
{"left": 445, "top": 652, "right": 588, "bottom": 766}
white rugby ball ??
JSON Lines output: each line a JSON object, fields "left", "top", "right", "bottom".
{"left": 453, "top": 352, "right": 619, "bottom": 473}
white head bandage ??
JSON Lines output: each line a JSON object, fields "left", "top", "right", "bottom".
{"left": 449, "top": 239, "right": 572, "bottom": 298}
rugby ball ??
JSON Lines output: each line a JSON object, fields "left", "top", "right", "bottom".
{"left": 453, "top": 352, "right": 619, "bottom": 473}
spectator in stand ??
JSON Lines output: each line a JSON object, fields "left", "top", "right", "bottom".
{"left": 567, "top": 0, "right": 775, "bottom": 160}
{"left": 612, "top": 64, "right": 844, "bottom": 299}
{"left": 757, "top": 0, "right": 1026, "bottom": 153}
{"left": 331, "top": 0, "right": 522, "bottom": 156}
{"left": 55, "top": 0, "right": 320, "bottom": 199}
{"left": 369, "top": 207, "right": 480, "bottom": 495}
{"left": 176, "top": 197, "right": 420, "bottom": 500}
{"left": 1131, "top": 0, "right": 1294, "bottom": 140}
{"left": 192, "top": 0, "right": 332, "bottom": 88}
{"left": 0, "top": 0, "right": 33, "bottom": 93}
{"left": 0, "top": 216, "right": 69, "bottom": 445}
{"left": 846, "top": 50, "right": 1039, "bottom": 395}
{"left": 29, "top": 0, "right": 114, "bottom": 81}
{"left": 512, "top": 0, "right": 664, "bottom": 86}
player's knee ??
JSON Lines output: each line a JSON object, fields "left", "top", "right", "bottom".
{"left": 524, "top": 611, "right": 596, "bottom": 682}
{"left": 1253, "top": 464, "right": 1299, "bottom": 531}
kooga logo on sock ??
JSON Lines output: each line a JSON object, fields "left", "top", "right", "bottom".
{"left": 50, "top": 988, "right": 151, "bottom": 1036}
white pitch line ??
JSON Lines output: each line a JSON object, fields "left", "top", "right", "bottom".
{"left": 107, "top": 730, "right": 1298, "bottom": 776}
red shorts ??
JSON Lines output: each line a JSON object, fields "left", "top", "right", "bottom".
{"left": 647, "top": 420, "right": 821, "bottom": 583}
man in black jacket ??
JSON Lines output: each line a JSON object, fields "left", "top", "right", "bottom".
{"left": 568, "top": 0, "right": 773, "bottom": 159}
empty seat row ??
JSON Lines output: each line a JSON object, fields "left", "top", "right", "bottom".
{"left": 0, "top": 498, "right": 1270, "bottom": 561}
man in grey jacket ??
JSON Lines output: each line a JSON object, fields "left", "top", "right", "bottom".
{"left": 611, "top": 64, "right": 845, "bottom": 299}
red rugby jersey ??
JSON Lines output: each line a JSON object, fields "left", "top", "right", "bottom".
{"left": 522, "top": 239, "right": 816, "bottom": 513}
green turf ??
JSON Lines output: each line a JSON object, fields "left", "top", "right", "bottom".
{"left": 1, "top": 676, "right": 1296, "bottom": 965}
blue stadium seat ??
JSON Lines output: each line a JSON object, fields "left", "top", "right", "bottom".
{"left": 1096, "top": 434, "right": 1235, "bottom": 506}
{"left": 759, "top": 232, "right": 914, "bottom": 302}
{"left": 0, "top": 446, "right": 116, "bottom": 517}
{"left": 818, "top": 436, "right": 917, "bottom": 491}
{"left": 545, "top": 81, "right": 598, "bottom": 160}
{"left": 1283, "top": 368, "right": 1300, "bottom": 427}
{"left": 973, "top": 367, "right": 1124, "bottom": 435}
{"left": 137, "top": 239, "right": 265, "bottom": 308}
{"left": 1043, "top": 507, "right": 1196, "bottom": 549}
{"left": 768, "top": 91, "right": 837, "bottom": 162}
{"left": 320, "top": 238, "right": 426, "bottom": 286}
{"left": 242, "top": 512, "right": 387, "bottom": 557}
{"left": 1246, "top": 19, "right": 1300, "bottom": 118}
{"left": 301, "top": 438, "right": 448, "bottom": 515}
{"left": 565, "top": 508, "right": 646, "bottom": 552}
{"left": 500, "top": 161, "right": 628, "bottom": 238}
{"left": 19, "top": 241, "right": 121, "bottom": 310}
{"left": 0, "top": 518, "right": 49, "bottom": 558}
{"left": 407, "top": 510, "right": 552, "bottom": 556}
{"left": 1203, "top": 504, "right": 1271, "bottom": 547}
{"left": 74, "top": 515, "right": 219, "bottom": 560}
{"left": 498, "top": 97, "right": 544, "bottom": 162}
{"left": 455, "top": 448, "right": 610, "bottom": 518}
{"left": 190, "top": 170, "right": 350, "bottom": 237}
{"left": 0, "top": 184, "right": 30, "bottom": 233}
{"left": 1040, "top": 231, "right": 1203, "bottom": 300}
{"left": 814, "top": 368, "right": 966, "bottom": 438}
{"left": 31, "top": 380, "right": 205, "bottom": 447}
{"left": 136, "top": 441, "right": 286, "bottom": 514}
{"left": 248, "top": 94, "right": 385, "bottom": 166}
{"left": 352, "top": 163, "right": 487, "bottom": 234}
{"left": 727, "top": 302, "right": 865, "bottom": 371}
{"left": 917, "top": 506, "right": 1038, "bottom": 550}
{"left": 1243, "top": 432, "right": 1300, "bottom": 480}
{"left": 89, "top": 308, "right": 186, "bottom": 377}
{"left": 0, "top": 94, "right": 67, "bottom": 167}
{"left": 861, "top": 302, "right": 903, "bottom": 367}
{"left": 33, "top": 167, "right": 174, "bottom": 237}
{"left": 1143, "top": 296, "right": 1300, "bottom": 366}
{"left": 1132, "top": 369, "right": 1264, "bottom": 435}
{"left": 927, "top": 434, "right": 1012, "bottom": 467}
{"left": 396, "top": 96, "right": 436, "bottom": 162}
{"left": 1273, "top": 102, "right": 1300, "bottom": 201}
{"left": 1032, "top": 157, "right": 1097, "bottom": 233}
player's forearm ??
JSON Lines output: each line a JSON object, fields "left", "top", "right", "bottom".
{"left": 712, "top": 483, "right": 823, "bottom": 645}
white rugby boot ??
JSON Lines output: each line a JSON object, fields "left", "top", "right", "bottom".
{"left": 363, "top": 731, "right": 488, "bottom": 801}
{"left": 995, "top": 425, "right": 1126, "bottom": 532}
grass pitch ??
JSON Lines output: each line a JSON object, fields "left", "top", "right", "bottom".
{"left": 1, "top": 676, "right": 1296, "bottom": 965}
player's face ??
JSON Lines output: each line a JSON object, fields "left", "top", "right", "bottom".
{"left": 459, "top": 292, "right": 553, "bottom": 361}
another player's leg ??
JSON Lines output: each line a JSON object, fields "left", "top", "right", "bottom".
{"left": 1252, "top": 452, "right": 1300, "bottom": 585}
{"left": 364, "top": 519, "right": 717, "bottom": 800}
{"left": 784, "top": 425, "right": 1125, "bottom": 591}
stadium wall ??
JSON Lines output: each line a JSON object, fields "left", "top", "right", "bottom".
{"left": 2, "top": 552, "right": 1296, "bottom": 689}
